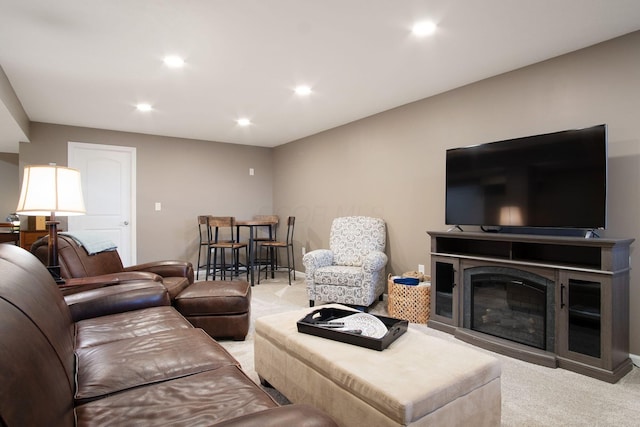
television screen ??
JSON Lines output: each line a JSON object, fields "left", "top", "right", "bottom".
{"left": 445, "top": 125, "right": 607, "bottom": 230}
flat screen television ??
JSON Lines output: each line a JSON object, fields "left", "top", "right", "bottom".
{"left": 445, "top": 124, "right": 607, "bottom": 231}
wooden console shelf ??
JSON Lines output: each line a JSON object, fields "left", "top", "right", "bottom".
{"left": 427, "top": 230, "right": 634, "bottom": 383}
{"left": 430, "top": 231, "right": 628, "bottom": 272}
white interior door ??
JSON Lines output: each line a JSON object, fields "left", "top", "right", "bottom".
{"left": 68, "top": 142, "right": 136, "bottom": 266}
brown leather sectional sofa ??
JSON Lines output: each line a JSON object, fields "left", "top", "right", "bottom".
{"left": 31, "top": 234, "right": 195, "bottom": 299}
{"left": 0, "top": 244, "right": 337, "bottom": 426}
{"left": 31, "top": 234, "right": 251, "bottom": 340}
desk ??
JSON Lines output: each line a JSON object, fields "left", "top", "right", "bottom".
{"left": 0, "top": 222, "right": 20, "bottom": 246}
{"left": 236, "top": 219, "right": 277, "bottom": 286}
{"left": 0, "top": 232, "right": 20, "bottom": 245}
{"left": 19, "top": 230, "right": 49, "bottom": 250}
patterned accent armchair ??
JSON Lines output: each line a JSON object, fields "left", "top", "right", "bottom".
{"left": 303, "top": 216, "right": 388, "bottom": 310}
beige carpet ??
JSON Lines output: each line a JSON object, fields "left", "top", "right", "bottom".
{"left": 215, "top": 276, "right": 640, "bottom": 427}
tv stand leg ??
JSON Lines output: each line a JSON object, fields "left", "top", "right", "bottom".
{"left": 585, "top": 229, "right": 600, "bottom": 239}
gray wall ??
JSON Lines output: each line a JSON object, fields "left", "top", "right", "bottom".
{"left": 0, "top": 64, "right": 29, "bottom": 153}
{"left": 273, "top": 31, "right": 640, "bottom": 355}
{"left": 0, "top": 152, "right": 19, "bottom": 218}
{"left": 0, "top": 65, "right": 29, "bottom": 136}
{"left": 19, "top": 123, "right": 273, "bottom": 263}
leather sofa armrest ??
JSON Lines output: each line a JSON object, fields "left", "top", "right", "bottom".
{"left": 64, "top": 281, "right": 171, "bottom": 322}
{"left": 124, "top": 260, "right": 194, "bottom": 284}
{"left": 212, "top": 404, "right": 338, "bottom": 427}
{"left": 60, "top": 272, "right": 162, "bottom": 296}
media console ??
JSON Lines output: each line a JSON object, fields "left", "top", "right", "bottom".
{"left": 427, "top": 230, "right": 634, "bottom": 383}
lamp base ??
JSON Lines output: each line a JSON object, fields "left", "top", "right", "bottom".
{"left": 45, "top": 217, "right": 65, "bottom": 285}
{"left": 47, "top": 265, "right": 65, "bottom": 285}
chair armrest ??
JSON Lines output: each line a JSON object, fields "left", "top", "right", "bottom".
{"left": 60, "top": 272, "right": 162, "bottom": 296}
{"left": 64, "top": 281, "right": 170, "bottom": 322}
{"left": 302, "top": 249, "right": 334, "bottom": 270}
{"left": 362, "top": 251, "right": 388, "bottom": 273}
{"left": 212, "top": 404, "right": 338, "bottom": 427}
{"left": 124, "top": 260, "right": 194, "bottom": 284}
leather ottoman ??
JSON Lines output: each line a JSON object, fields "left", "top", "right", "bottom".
{"left": 175, "top": 280, "right": 251, "bottom": 340}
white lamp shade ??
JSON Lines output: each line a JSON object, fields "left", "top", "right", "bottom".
{"left": 16, "top": 165, "right": 86, "bottom": 216}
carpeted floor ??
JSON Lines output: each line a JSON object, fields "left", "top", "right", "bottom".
{"left": 215, "top": 276, "right": 640, "bottom": 427}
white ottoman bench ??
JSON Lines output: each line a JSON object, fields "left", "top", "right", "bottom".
{"left": 255, "top": 304, "right": 501, "bottom": 427}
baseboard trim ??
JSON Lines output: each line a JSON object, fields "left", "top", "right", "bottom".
{"left": 630, "top": 353, "right": 640, "bottom": 368}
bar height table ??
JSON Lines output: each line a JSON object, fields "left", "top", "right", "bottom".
{"left": 236, "top": 218, "right": 277, "bottom": 286}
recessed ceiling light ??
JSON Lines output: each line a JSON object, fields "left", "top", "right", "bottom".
{"left": 412, "top": 21, "right": 437, "bottom": 37}
{"left": 237, "top": 118, "right": 251, "bottom": 126}
{"left": 136, "top": 103, "right": 152, "bottom": 112}
{"left": 163, "top": 55, "right": 185, "bottom": 68}
{"left": 295, "top": 85, "right": 312, "bottom": 96}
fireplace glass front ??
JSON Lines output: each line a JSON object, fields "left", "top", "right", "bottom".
{"left": 464, "top": 267, "right": 554, "bottom": 351}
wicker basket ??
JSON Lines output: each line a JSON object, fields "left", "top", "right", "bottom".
{"left": 387, "top": 274, "right": 431, "bottom": 324}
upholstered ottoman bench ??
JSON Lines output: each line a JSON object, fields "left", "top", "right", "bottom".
{"left": 255, "top": 304, "right": 502, "bottom": 427}
{"left": 174, "top": 280, "right": 250, "bottom": 340}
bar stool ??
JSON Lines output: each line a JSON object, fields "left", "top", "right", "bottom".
{"left": 252, "top": 215, "right": 279, "bottom": 275}
{"left": 207, "top": 216, "right": 248, "bottom": 281}
{"left": 196, "top": 215, "right": 211, "bottom": 280}
{"left": 258, "top": 216, "right": 295, "bottom": 285}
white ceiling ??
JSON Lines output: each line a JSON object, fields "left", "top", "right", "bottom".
{"left": 1, "top": 0, "right": 640, "bottom": 154}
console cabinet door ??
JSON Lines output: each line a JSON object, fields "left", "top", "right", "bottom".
{"left": 557, "top": 271, "right": 610, "bottom": 369}
{"left": 430, "top": 256, "right": 460, "bottom": 327}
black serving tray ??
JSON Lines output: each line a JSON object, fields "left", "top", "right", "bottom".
{"left": 296, "top": 307, "right": 408, "bottom": 351}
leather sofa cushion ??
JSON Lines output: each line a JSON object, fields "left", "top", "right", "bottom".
{"left": 75, "top": 365, "right": 277, "bottom": 426}
{"left": 75, "top": 306, "right": 193, "bottom": 348}
{"left": 75, "top": 328, "right": 239, "bottom": 402}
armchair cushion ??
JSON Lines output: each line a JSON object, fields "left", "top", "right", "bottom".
{"left": 314, "top": 265, "right": 363, "bottom": 287}
{"left": 330, "top": 216, "right": 386, "bottom": 266}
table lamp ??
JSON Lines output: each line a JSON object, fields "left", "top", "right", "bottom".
{"left": 15, "top": 164, "right": 86, "bottom": 283}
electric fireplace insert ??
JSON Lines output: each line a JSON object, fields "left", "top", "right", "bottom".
{"left": 463, "top": 266, "right": 555, "bottom": 351}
